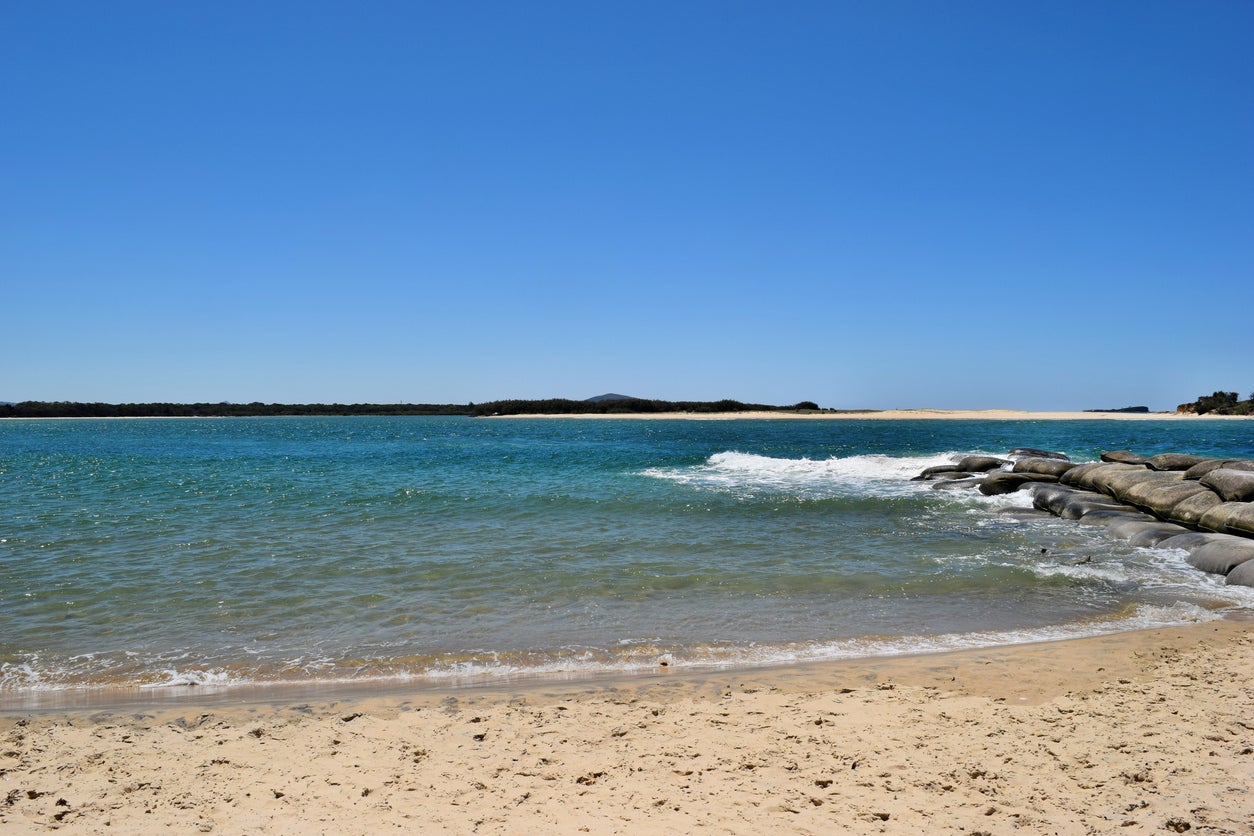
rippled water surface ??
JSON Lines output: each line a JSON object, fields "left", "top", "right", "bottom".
{"left": 2, "top": 416, "right": 1252, "bottom": 696}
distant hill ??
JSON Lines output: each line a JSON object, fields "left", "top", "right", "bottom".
{"left": 0, "top": 398, "right": 827, "bottom": 419}
{"left": 585, "top": 393, "right": 637, "bottom": 403}
{"left": 468, "top": 398, "right": 821, "bottom": 416}
{"left": 1177, "top": 390, "right": 1254, "bottom": 416}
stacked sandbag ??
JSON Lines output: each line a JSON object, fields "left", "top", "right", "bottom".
{"left": 911, "top": 448, "right": 1254, "bottom": 588}
{"left": 1200, "top": 468, "right": 1254, "bottom": 501}
{"left": 1145, "top": 453, "right": 1212, "bottom": 472}
{"left": 1059, "top": 462, "right": 1141, "bottom": 491}
{"left": 1013, "top": 457, "right": 1076, "bottom": 478}
{"left": 1100, "top": 450, "right": 1148, "bottom": 465}
{"left": 1181, "top": 535, "right": 1254, "bottom": 574}
{"left": 913, "top": 455, "right": 1011, "bottom": 487}
{"left": 1198, "top": 503, "right": 1254, "bottom": 537}
{"left": 1182, "top": 459, "right": 1254, "bottom": 480}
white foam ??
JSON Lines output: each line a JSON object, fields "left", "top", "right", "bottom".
{"left": 0, "top": 660, "right": 240, "bottom": 693}
{"left": 1030, "top": 562, "right": 1135, "bottom": 584}
{"left": 730, "top": 602, "right": 1223, "bottom": 667}
{"left": 643, "top": 450, "right": 977, "bottom": 498}
{"left": 966, "top": 490, "right": 1047, "bottom": 511}
{"left": 380, "top": 602, "right": 1227, "bottom": 683}
{"left": 0, "top": 659, "right": 44, "bottom": 690}
{"left": 1140, "top": 546, "right": 1254, "bottom": 604}
{"left": 137, "top": 668, "right": 235, "bottom": 690}
{"left": 1, "top": 601, "right": 1232, "bottom": 698}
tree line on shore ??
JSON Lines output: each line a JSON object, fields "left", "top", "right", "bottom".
{"left": 6, "top": 393, "right": 1251, "bottom": 418}
{"left": 1178, "top": 391, "right": 1254, "bottom": 416}
{"left": 0, "top": 402, "right": 473, "bottom": 418}
{"left": 0, "top": 398, "right": 825, "bottom": 419}
{"left": 467, "top": 398, "right": 822, "bottom": 416}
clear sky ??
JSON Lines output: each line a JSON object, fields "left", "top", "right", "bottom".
{"left": 4, "top": 1, "right": 1251, "bottom": 410}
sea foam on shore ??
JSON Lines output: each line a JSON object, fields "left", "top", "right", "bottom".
{"left": 4, "top": 619, "right": 1252, "bottom": 833}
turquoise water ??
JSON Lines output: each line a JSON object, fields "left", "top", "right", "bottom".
{"left": 2, "top": 416, "right": 1252, "bottom": 699}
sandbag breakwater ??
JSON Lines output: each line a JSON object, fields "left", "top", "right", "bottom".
{"left": 913, "top": 449, "right": 1254, "bottom": 588}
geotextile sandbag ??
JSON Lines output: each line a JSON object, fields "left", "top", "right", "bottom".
{"left": 1027, "top": 483, "right": 1078, "bottom": 513}
{"left": 931, "top": 478, "right": 985, "bottom": 491}
{"left": 1060, "top": 497, "right": 1140, "bottom": 521}
{"left": 1101, "top": 469, "right": 1183, "bottom": 505}
{"left": 1120, "top": 479, "right": 1215, "bottom": 517}
{"left": 1009, "top": 448, "right": 1070, "bottom": 461}
{"left": 1155, "top": 532, "right": 1216, "bottom": 553}
{"left": 979, "top": 472, "right": 1058, "bottom": 495}
{"left": 1184, "top": 459, "right": 1254, "bottom": 480}
{"left": 1226, "top": 559, "right": 1254, "bottom": 587}
{"left": 1145, "top": 453, "right": 1211, "bottom": 472}
{"left": 1124, "top": 523, "right": 1192, "bottom": 547}
{"left": 1012, "top": 457, "right": 1076, "bottom": 477}
{"left": 1186, "top": 536, "right": 1254, "bottom": 574}
{"left": 1167, "top": 490, "right": 1223, "bottom": 526}
{"left": 1076, "top": 509, "right": 1155, "bottom": 526}
{"left": 1060, "top": 462, "right": 1143, "bottom": 492}
{"left": 956, "top": 456, "right": 1011, "bottom": 473}
{"left": 1200, "top": 468, "right": 1254, "bottom": 502}
{"left": 1101, "top": 450, "right": 1148, "bottom": 465}
{"left": 1198, "top": 503, "right": 1254, "bottom": 537}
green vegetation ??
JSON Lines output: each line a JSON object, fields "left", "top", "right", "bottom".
{"left": 469, "top": 398, "right": 823, "bottom": 416}
{"left": 1178, "top": 391, "right": 1254, "bottom": 416}
{"left": 0, "top": 402, "right": 472, "bottom": 418}
{"left": 0, "top": 398, "right": 831, "bottom": 419}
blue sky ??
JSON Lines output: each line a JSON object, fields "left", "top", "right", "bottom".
{"left": 4, "top": 1, "right": 1251, "bottom": 410}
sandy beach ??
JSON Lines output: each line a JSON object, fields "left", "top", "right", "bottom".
{"left": 3, "top": 619, "right": 1252, "bottom": 834}
{"left": 500, "top": 409, "right": 1252, "bottom": 421}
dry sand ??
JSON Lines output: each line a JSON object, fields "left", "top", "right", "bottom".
{"left": 498, "top": 409, "right": 1251, "bottom": 421}
{"left": 3, "top": 619, "right": 1253, "bottom": 834}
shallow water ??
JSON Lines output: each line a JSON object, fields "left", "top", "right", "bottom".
{"left": 2, "top": 416, "right": 1252, "bottom": 698}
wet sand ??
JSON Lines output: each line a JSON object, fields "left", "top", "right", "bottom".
{"left": 4, "top": 618, "right": 1252, "bottom": 833}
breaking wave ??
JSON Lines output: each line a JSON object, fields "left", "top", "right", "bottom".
{"left": 643, "top": 450, "right": 984, "bottom": 498}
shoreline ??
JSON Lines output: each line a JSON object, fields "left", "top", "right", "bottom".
{"left": 494, "top": 409, "right": 1253, "bottom": 420}
{"left": 5, "top": 602, "right": 1247, "bottom": 714}
{"left": 5, "top": 417, "right": 1254, "bottom": 831}
{"left": 6, "top": 409, "right": 1253, "bottom": 422}
{"left": 3, "top": 614, "right": 1250, "bottom": 715}
{"left": 4, "top": 619, "right": 1252, "bottom": 832}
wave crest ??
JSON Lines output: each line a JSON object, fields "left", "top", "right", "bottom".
{"left": 643, "top": 450, "right": 972, "bottom": 498}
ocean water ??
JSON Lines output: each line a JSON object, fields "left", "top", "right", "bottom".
{"left": 2, "top": 416, "right": 1252, "bottom": 703}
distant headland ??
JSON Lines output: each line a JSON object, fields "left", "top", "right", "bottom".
{"left": 0, "top": 398, "right": 828, "bottom": 419}
{"left": 1, "top": 388, "right": 1249, "bottom": 419}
